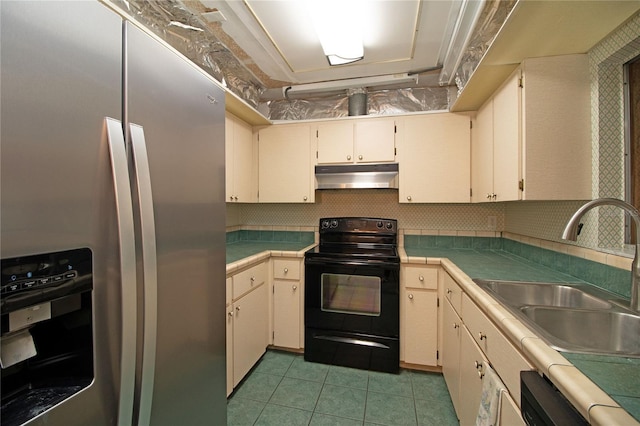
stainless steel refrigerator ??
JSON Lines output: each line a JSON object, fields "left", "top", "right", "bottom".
{"left": 1, "top": 1, "right": 227, "bottom": 425}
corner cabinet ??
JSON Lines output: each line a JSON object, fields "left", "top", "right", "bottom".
{"left": 225, "top": 113, "right": 257, "bottom": 202}
{"left": 472, "top": 53, "right": 591, "bottom": 202}
{"left": 316, "top": 117, "right": 396, "bottom": 164}
{"left": 397, "top": 113, "right": 471, "bottom": 203}
{"left": 400, "top": 265, "right": 439, "bottom": 366}
{"left": 227, "top": 261, "right": 269, "bottom": 393}
{"left": 258, "top": 123, "right": 315, "bottom": 203}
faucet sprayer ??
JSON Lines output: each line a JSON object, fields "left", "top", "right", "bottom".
{"left": 562, "top": 198, "right": 640, "bottom": 312}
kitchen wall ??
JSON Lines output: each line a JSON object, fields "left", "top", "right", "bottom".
{"left": 227, "top": 13, "right": 640, "bottom": 257}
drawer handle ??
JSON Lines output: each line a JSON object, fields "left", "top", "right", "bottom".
{"left": 408, "top": 294, "right": 414, "bottom": 300}
{"left": 418, "top": 275, "right": 424, "bottom": 282}
{"left": 284, "top": 268, "right": 288, "bottom": 273}
{"left": 250, "top": 276, "right": 255, "bottom": 283}
{"left": 292, "top": 285, "right": 297, "bottom": 291}
{"left": 478, "top": 332, "right": 487, "bottom": 341}
{"left": 453, "top": 323, "right": 459, "bottom": 329}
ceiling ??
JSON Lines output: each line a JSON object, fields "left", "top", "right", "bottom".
{"left": 195, "top": 0, "right": 481, "bottom": 94}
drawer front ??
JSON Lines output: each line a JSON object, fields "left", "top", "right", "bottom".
{"left": 402, "top": 265, "right": 438, "bottom": 290}
{"left": 273, "top": 258, "right": 300, "bottom": 280}
{"left": 233, "top": 261, "right": 267, "bottom": 300}
{"left": 462, "top": 293, "right": 534, "bottom": 404}
{"left": 226, "top": 277, "right": 232, "bottom": 306}
{"left": 443, "top": 272, "right": 463, "bottom": 315}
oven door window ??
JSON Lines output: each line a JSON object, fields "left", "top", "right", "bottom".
{"left": 321, "top": 273, "right": 381, "bottom": 316}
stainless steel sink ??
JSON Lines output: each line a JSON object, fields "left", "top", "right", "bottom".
{"left": 520, "top": 307, "right": 640, "bottom": 356}
{"left": 477, "top": 280, "right": 613, "bottom": 309}
{"left": 473, "top": 279, "right": 639, "bottom": 357}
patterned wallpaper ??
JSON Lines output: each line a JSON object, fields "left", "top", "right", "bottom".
{"left": 227, "top": 12, "right": 640, "bottom": 255}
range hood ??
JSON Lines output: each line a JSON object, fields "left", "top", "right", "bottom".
{"left": 315, "top": 163, "right": 399, "bottom": 189}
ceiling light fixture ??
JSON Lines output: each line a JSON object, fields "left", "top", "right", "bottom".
{"left": 306, "top": 0, "right": 365, "bottom": 66}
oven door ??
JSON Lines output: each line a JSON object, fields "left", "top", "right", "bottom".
{"left": 304, "top": 257, "right": 399, "bottom": 337}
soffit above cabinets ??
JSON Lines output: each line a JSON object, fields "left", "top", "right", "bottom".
{"left": 451, "top": 0, "right": 640, "bottom": 112}
{"left": 201, "top": 0, "right": 462, "bottom": 87}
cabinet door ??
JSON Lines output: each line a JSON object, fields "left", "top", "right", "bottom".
{"left": 317, "top": 121, "right": 354, "bottom": 164}
{"left": 258, "top": 124, "right": 314, "bottom": 203}
{"left": 273, "top": 280, "right": 301, "bottom": 348}
{"left": 354, "top": 118, "right": 396, "bottom": 163}
{"left": 442, "top": 299, "right": 462, "bottom": 417}
{"left": 500, "top": 392, "right": 526, "bottom": 426}
{"left": 233, "top": 117, "right": 255, "bottom": 202}
{"left": 459, "top": 326, "right": 488, "bottom": 426}
{"left": 399, "top": 114, "right": 470, "bottom": 203}
{"left": 472, "top": 101, "right": 494, "bottom": 202}
{"left": 492, "top": 69, "right": 521, "bottom": 201}
{"left": 402, "top": 289, "right": 438, "bottom": 366}
{"left": 233, "top": 283, "right": 268, "bottom": 386}
{"left": 226, "top": 304, "right": 234, "bottom": 396}
{"left": 225, "top": 115, "right": 235, "bottom": 201}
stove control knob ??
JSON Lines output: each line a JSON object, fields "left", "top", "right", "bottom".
{"left": 376, "top": 221, "right": 383, "bottom": 228}
{"left": 386, "top": 222, "right": 393, "bottom": 230}
{"left": 330, "top": 220, "right": 338, "bottom": 228}
{"left": 321, "top": 220, "right": 330, "bottom": 229}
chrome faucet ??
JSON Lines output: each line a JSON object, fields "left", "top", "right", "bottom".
{"left": 562, "top": 198, "right": 640, "bottom": 312}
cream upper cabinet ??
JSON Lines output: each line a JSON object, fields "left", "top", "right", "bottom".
{"left": 472, "top": 53, "right": 591, "bottom": 202}
{"left": 258, "top": 123, "right": 315, "bottom": 203}
{"left": 316, "top": 117, "right": 396, "bottom": 164}
{"left": 398, "top": 113, "right": 471, "bottom": 203}
{"left": 317, "top": 121, "right": 354, "bottom": 163}
{"left": 225, "top": 113, "right": 257, "bottom": 202}
{"left": 354, "top": 117, "right": 396, "bottom": 163}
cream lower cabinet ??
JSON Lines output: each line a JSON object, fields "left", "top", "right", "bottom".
{"left": 272, "top": 258, "right": 303, "bottom": 349}
{"left": 397, "top": 113, "right": 471, "bottom": 203}
{"left": 442, "top": 272, "right": 528, "bottom": 426}
{"left": 257, "top": 123, "right": 315, "bottom": 203}
{"left": 227, "top": 261, "right": 269, "bottom": 392}
{"left": 400, "top": 265, "right": 439, "bottom": 366}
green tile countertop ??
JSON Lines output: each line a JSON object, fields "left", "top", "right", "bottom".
{"left": 403, "top": 244, "right": 639, "bottom": 424}
{"left": 227, "top": 241, "right": 313, "bottom": 265}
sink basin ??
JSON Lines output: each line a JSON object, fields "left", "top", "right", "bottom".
{"left": 475, "top": 280, "right": 613, "bottom": 309}
{"left": 473, "top": 279, "right": 639, "bottom": 357}
{"left": 520, "top": 306, "right": 640, "bottom": 356}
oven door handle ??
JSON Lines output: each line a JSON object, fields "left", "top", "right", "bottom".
{"left": 314, "top": 335, "right": 390, "bottom": 349}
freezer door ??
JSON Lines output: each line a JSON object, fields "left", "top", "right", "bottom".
{"left": 125, "top": 23, "right": 227, "bottom": 425}
{"left": 1, "top": 2, "right": 129, "bottom": 425}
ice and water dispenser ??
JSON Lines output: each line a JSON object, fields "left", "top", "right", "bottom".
{"left": 1, "top": 248, "right": 94, "bottom": 426}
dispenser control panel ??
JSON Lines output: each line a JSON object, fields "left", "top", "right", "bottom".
{"left": 1, "top": 248, "right": 92, "bottom": 315}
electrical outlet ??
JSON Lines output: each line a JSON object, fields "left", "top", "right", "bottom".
{"left": 487, "top": 216, "right": 497, "bottom": 230}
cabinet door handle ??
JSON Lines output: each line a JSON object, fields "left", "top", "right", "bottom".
{"left": 229, "top": 196, "right": 234, "bottom": 201}
{"left": 292, "top": 285, "right": 297, "bottom": 291}
{"left": 407, "top": 196, "right": 412, "bottom": 201}
{"left": 235, "top": 306, "right": 240, "bottom": 312}
{"left": 479, "top": 332, "right": 487, "bottom": 340}
{"left": 446, "top": 288, "right": 452, "bottom": 295}
{"left": 228, "top": 311, "right": 233, "bottom": 318}
{"left": 474, "top": 360, "right": 482, "bottom": 369}
{"left": 250, "top": 277, "right": 255, "bottom": 284}
{"left": 358, "top": 155, "right": 363, "bottom": 160}
{"left": 347, "top": 155, "right": 352, "bottom": 160}
{"left": 284, "top": 268, "right": 288, "bottom": 273}
{"left": 408, "top": 294, "right": 414, "bottom": 300}
{"left": 453, "top": 323, "right": 459, "bottom": 329}
{"left": 303, "top": 196, "right": 308, "bottom": 201}
{"left": 478, "top": 370, "right": 485, "bottom": 379}
{"left": 486, "top": 193, "right": 492, "bottom": 199}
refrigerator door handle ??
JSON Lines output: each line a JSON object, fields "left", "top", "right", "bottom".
{"left": 104, "top": 117, "right": 137, "bottom": 426}
{"left": 129, "top": 123, "right": 158, "bottom": 426}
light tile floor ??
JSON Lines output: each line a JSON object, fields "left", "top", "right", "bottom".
{"left": 227, "top": 350, "right": 459, "bottom": 425}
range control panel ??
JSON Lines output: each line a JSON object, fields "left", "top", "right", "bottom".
{"left": 1, "top": 248, "right": 93, "bottom": 314}
{"left": 319, "top": 217, "right": 397, "bottom": 234}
